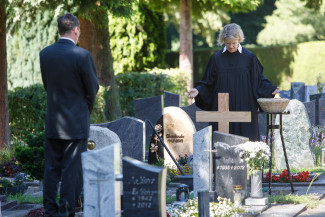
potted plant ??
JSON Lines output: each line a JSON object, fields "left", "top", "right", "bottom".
{"left": 236, "top": 141, "right": 270, "bottom": 198}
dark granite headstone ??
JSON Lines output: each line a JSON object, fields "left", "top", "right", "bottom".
{"left": 310, "top": 93, "right": 325, "bottom": 126}
{"left": 319, "top": 98, "right": 325, "bottom": 126}
{"left": 123, "top": 156, "right": 166, "bottom": 217}
{"left": 279, "top": 90, "right": 291, "bottom": 99}
{"left": 258, "top": 112, "right": 267, "bottom": 139}
{"left": 164, "top": 91, "right": 181, "bottom": 107}
{"left": 95, "top": 116, "right": 145, "bottom": 162}
{"left": 181, "top": 103, "right": 209, "bottom": 132}
{"left": 213, "top": 142, "right": 247, "bottom": 201}
{"left": 322, "top": 83, "right": 325, "bottom": 93}
{"left": 305, "top": 85, "right": 318, "bottom": 102}
{"left": 303, "top": 101, "right": 316, "bottom": 126}
{"left": 134, "top": 95, "right": 163, "bottom": 146}
{"left": 212, "top": 132, "right": 249, "bottom": 201}
{"left": 290, "top": 82, "right": 305, "bottom": 102}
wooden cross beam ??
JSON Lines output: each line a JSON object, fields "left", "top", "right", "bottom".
{"left": 196, "top": 93, "right": 251, "bottom": 133}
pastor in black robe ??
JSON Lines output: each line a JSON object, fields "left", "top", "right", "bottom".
{"left": 195, "top": 46, "right": 277, "bottom": 141}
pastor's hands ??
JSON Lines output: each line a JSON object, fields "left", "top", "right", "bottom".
{"left": 187, "top": 88, "right": 199, "bottom": 98}
{"left": 272, "top": 87, "right": 280, "bottom": 95}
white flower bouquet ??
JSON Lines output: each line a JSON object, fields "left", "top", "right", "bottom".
{"left": 236, "top": 141, "right": 270, "bottom": 175}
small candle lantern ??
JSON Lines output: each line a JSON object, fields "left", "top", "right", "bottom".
{"left": 176, "top": 184, "right": 189, "bottom": 202}
{"left": 322, "top": 148, "right": 325, "bottom": 167}
{"left": 233, "top": 185, "right": 243, "bottom": 207}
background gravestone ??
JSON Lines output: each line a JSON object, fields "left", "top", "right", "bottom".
{"left": 319, "top": 98, "right": 325, "bottom": 126}
{"left": 213, "top": 141, "right": 247, "bottom": 201}
{"left": 164, "top": 91, "right": 181, "bottom": 107}
{"left": 305, "top": 85, "right": 318, "bottom": 102}
{"left": 123, "top": 156, "right": 166, "bottom": 217}
{"left": 310, "top": 93, "right": 325, "bottom": 126}
{"left": 135, "top": 95, "right": 163, "bottom": 146}
{"left": 322, "top": 83, "right": 325, "bottom": 93}
{"left": 274, "top": 99, "right": 315, "bottom": 169}
{"left": 303, "top": 101, "right": 316, "bottom": 126}
{"left": 258, "top": 112, "right": 267, "bottom": 139}
{"left": 88, "top": 126, "right": 121, "bottom": 151}
{"left": 181, "top": 103, "right": 209, "bottom": 132}
{"left": 193, "top": 126, "right": 212, "bottom": 198}
{"left": 95, "top": 116, "right": 145, "bottom": 162}
{"left": 163, "top": 106, "right": 196, "bottom": 166}
{"left": 82, "top": 143, "right": 121, "bottom": 217}
{"left": 279, "top": 90, "right": 291, "bottom": 99}
{"left": 290, "top": 82, "right": 305, "bottom": 102}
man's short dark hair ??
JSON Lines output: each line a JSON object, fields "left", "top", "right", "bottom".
{"left": 57, "top": 13, "right": 80, "bottom": 35}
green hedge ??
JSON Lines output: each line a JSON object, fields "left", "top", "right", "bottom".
{"left": 116, "top": 68, "right": 188, "bottom": 117}
{"left": 165, "top": 41, "right": 325, "bottom": 90}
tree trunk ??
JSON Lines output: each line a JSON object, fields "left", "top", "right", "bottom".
{"left": 79, "top": 9, "right": 122, "bottom": 121}
{"left": 0, "top": 3, "right": 10, "bottom": 149}
{"left": 180, "top": 0, "right": 193, "bottom": 103}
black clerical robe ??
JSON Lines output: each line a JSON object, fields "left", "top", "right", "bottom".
{"left": 195, "top": 47, "right": 276, "bottom": 141}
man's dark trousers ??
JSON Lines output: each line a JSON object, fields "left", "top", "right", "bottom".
{"left": 43, "top": 138, "right": 87, "bottom": 217}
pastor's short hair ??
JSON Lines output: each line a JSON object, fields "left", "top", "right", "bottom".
{"left": 217, "top": 23, "right": 245, "bottom": 46}
{"left": 57, "top": 13, "right": 80, "bottom": 36}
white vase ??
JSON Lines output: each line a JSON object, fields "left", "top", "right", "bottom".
{"left": 250, "top": 170, "right": 263, "bottom": 198}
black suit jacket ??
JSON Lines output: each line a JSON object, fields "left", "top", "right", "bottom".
{"left": 40, "top": 39, "right": 99, "bottom": 139}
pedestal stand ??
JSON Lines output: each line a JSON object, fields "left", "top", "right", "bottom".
{"left": 265, "top": 111, "right": 294, "bottom": 195}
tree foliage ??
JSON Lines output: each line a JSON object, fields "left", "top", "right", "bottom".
{"left": 109, "top": 1, "right": 167, "bottom": 74}
{"left": 257, "top": 0, "right": 325, "bottom": 46}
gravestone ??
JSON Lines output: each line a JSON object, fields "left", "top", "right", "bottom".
{"left": 82, "top": 143, "right": 121, "bottom": 217}
{"left": 274, "top": 100, "right": 315, "bottom": 169}
{"left": 213, "top": 132, "right": 248, "bottom": 201}
{"left": 88, "top": 126, "right": 121, "bottom": 151}
{"left": 135, "top": 95, "right": 163, "bottom": 146}
{"left": 123, "top": 156, "right": 167, "bottom": 217}
{"left": 164, "top": 91, "right": 181, "bottom": 107}
{"left": 319, "top": 98, "right": 325, "bottom": 126}
{"left": 303, "top": 101, "right": 316, "bottom": 126}
{"left": 181, "top": 103, "right": 209, "bottom": 132}
{"left": 279, "top": 90, "right": 291, "bottom": 99}
{"left": 213, "top": 141, "right": 248, "bottom": 201}
{"left": 322, "top": 83, "right": 325, "bottom": 93}
{"left": 258, "top": 112, "right": 267, "bottom": 139}
{"left": 193, "top": 126, "right": 212, "bottom": 198}
{"left": 163, "top": 106, "right": 196, "bottom": 166}
{"left": 310, "top": 93, "right": 325, "bottom": 126}
{"left": 290, "top": 82, "right": 305, "bottom": 102}
{"left": 95, "top": 116, "right": 145, "bottom": 161}
{"left": 305, "top": 85, "right": 318, "bottom": 102}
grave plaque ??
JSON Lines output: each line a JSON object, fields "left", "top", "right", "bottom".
{"left": 82, "top": 143, "right": 121, "bottom": 217}
{"left": 303, "top": 101, "right": 316, "bottom": 126}
{"left": 123, "top": 156, "right": 167, "bottom": 217}
{"left": 95, "top": 116, "right": 145, "bottom": 161}
{"left": 181, "top": 103, "right": 209, "bottom": 132}
{"left": 163, "top": 106, "right": 196, "bottom": 166}
{"left": 193, "top": 126, "right": 212, "bottom": 198}
{"left": 290, "top": 82, "right": 305, "bottom": 102}
{"left": 213, "top": 142, "right": 247, "bottom": 201}
{"left": 164, "top": 91, "right": 181, "bottom": 107}
{"left": 135, "top": 95, "right": 163, "bottom": 146}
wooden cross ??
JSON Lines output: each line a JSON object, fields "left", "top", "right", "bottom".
{"left": 196, "top": 93, "right": 251, "bottom": 133}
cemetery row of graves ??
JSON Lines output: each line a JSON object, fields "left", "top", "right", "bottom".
{"left": 0, "top": 81, "right": 324, "bottom": 216}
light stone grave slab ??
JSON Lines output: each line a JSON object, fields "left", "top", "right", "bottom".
{"left": 193, "top": 126, "right": 212, "bottom": 198}
{"left": 274, "top": 99, "right": 315, "bottom": 169}
{"left": 82, "top": 142, "right": 121, "bottom": 217}
{"left": 303, "top": 101, "right": 316, "bottom": 126}
{"left": 163, "top": 106, "right": 196, "bottom": 166}
{"left": 95, "top": 116, "right": 145, "bottom": 161}
{"left": 181, "top": 103, "right": 209, "bottom": 132}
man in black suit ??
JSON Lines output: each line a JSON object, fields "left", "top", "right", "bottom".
{"left": 40, "top": 13, "right": 99, "bottom": 217}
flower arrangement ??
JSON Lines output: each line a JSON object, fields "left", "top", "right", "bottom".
{"left": 166, "top": 197, "right": 240, "bottom": 217}
{"left": 265, "top": 169, "right": 312, "bottom": 183}
{"left": 236, "top": 141, "right": 270, "bottom": 175}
